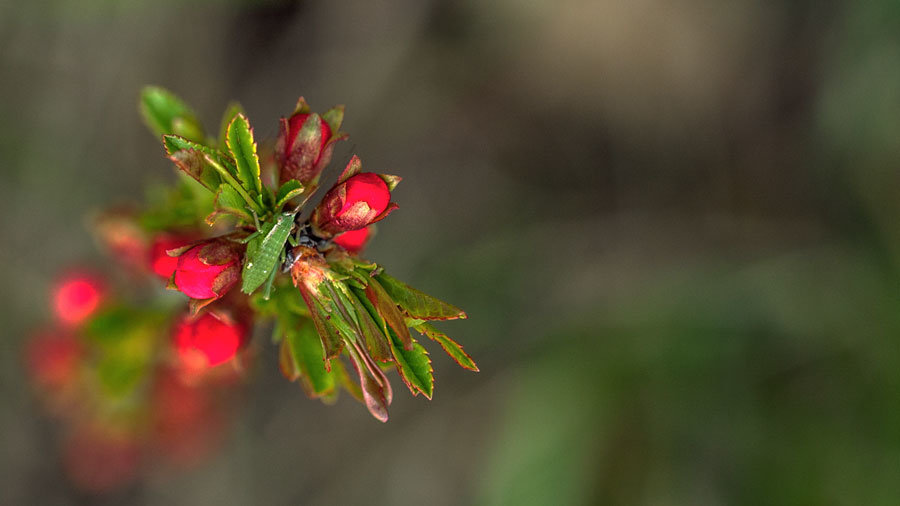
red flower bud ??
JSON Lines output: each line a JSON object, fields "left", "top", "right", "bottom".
{"left": 333, "top": 226, "right": 372, "bottom": 254}
{"left": 53, "top": 275, "right": 104, "bottom": 326}
{"left": 312, "top": 173, "right": 395, "bottom": 236}
{"left": 278, "top": 112, "right": 332, "bottom": 185}
{"left": 172, "top": 239, "right": 242, "bottom": 300}
{"left": 287, "top": 113, "right": 331, "bottom": 155}
{"left": 151, "top": 369, "right": 223, "bottom": 465}
{"left": 25, "top": 330, "right": 83, "bottom": 391}
{"left": 149, "top": 234, "right": 195, "bottom": 279}
{"left": 173, "top": 312, "right": 247, "bottom": 368}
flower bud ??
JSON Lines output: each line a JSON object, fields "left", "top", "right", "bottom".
{"left": 25, "top": 330, "right": 83, "bottom": 392}
{"left": 278, "top": 112, "right": 332, "bottom": 185}
{"left": 92, "top": 209, "right": 148, "bottom": 272}
{"left": 173, "top": 312, "right": 248, "bottom": 368}
{"left": 311, "top": 173, "right": 395, "bottom": 236}
{"left": 333, "top": 226, "right": 372, "bottom": 254}
{"left": 151, "top": 368, "right": 223, "bottom": 465}
{"left": 53, "top": 274, "right": 104, "bottom": 326}
{"left": 149, "top": 234, "right": 195, "bottom": 279}
{"left": 172, "top": 239, "right": 242, "bottom": 300}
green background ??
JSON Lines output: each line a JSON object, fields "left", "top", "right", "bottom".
{"left": 4, "top": 0, "right": 900, "bottom": 504}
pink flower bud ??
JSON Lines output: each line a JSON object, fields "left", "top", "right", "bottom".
{"left": 53, "top": 275, "right": 104, "bottom": 326}
{"left": 312, "top": 173, "right": 394, "bottom": 236}
{"left": 173, "top": 312, "right": 247, "bottom": 368}
{"left": 149, "top": 234, "right": 194, "bottom": 279}
{"left": 172, "top": 240, "right": 242, "bottom": 300}
{"left": 286, "top": 113, "right": 331, "bottom": 155}
{"left": 278, "top": 112, "right": 332, "bottom": 184}
{"left": 333, "top": 226, "right": 371, "bottom": 254}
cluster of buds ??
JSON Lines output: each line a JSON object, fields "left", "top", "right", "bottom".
{"left": 25, "top": 270, "right": 247, "bottom": 492}
{"left": 26, "top": 86, "right": 476, "bottom": 491}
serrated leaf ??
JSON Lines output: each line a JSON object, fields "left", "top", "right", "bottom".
{"left": 388, "top": 331, "right": 433, "bottom": 398}
{"left": 375, "top": 272, "right": 467, "bottom": 321}
{"left": 414, "top": 322, "right": 478, "bottom": 372}
{"left": 241, "top": 213, "right": 295, "bottom": 294}
{"left": 218, "top": 101, "right": 244, "bottom": 149}
{"left": 225, "top": 113, "right": 263, "bottom": 197}
{"left": 276, "top": 180, "right": 305, "bottom": 210}
{"left": 285, "top": 317, "right": 336, "bottom": 397}
{"left": 163, "top": 135, "right": 238, "bottom": 190}
{"left": 140, "top": 86, "right": 205, "bottom": 143}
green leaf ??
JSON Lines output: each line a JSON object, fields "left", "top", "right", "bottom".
{"left": 362, "top": 278, "right": 414, "bottom": 350}
{"left": 375, "top": 272, "right": 467, "bottom": 321}
{"left": 210, "top": 184, "right": 252, "bottom": 223}
{"left": 276, "top": 180, "right": 305, "bottom": 210}
{"left": 225, "top": 113, "right": 263, "bottom": 197}
{"left": 347, "top": 288, "right": 392, "bottom": 361}
{"left": 388, "top": 330, "right": 433, "bottom": 398}
{"left": 241, "top": 212, "right": 295, "bottom": 294}
{"left": 284, "top": 317, "right": 336, "bottom": 397}
{"left": 414, "top": 322, "right": 479, "bottom": 371}
{"left": 218, "top": 101, "right": 245, "bottom": 149}
{"left": 163, "top": 135, "right": 237, "bottom": 190}
{"left": 140, "top": 86, "right": 205, "bottom": 143}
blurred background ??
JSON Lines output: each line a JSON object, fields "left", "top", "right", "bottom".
{"left": 3, "top": 0, "right": 900, "bottom": 504}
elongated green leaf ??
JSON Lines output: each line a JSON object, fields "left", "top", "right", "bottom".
{"left": 225, "top": 113, "right": 263, "bottom": 197}
{"left": 388, "top": 330, "right": 433, "bottom": 398}
{"left": 414, "top": 322, "right": 478, "bottom": 371}
{"left": 218, "top": 101, "right": 244, "bottom": 149}
{"left": 140, "top": 86, "right": 205, "bottom": 142}
{"left": 376, "top": 272, "right": 467, "bottom": 321}
{"left": 285, "top": 317, "right": 336, "bottom": 397}
{"left": 241, "top": 213, "right": 295, "bottom": 294}
{"left": 276, "top": 179, "right": 304, "bottom": 210}
{"left": 347, "top": 289, "right": 392, "bottom": 361}
{"left": 363, "top": 278, "right": 413, "bottom": 350}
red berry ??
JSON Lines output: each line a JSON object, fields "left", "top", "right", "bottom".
{"left": 53, "top": 275, "right": 103, "bottom": 326}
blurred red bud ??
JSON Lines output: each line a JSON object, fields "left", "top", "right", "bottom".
{"left": 151, "top": 369, "right": 223, "bottom": 466}
{"left": 173, "top": 312, "right": 248, "bottom": 368}
{"left": 92, "top": 210, "right": 148, "bottom": 272}
{"left": 172, "top": 239, "right": 242, "bottom": 300}
{"left": 25, "top": 330, "right": 82, "bottom": 392}
{"left": 312, "top": 173, "right": 394, "bottom": 236}
{"left": 333, "top": 226, "right": 372, "bottom": 254}
{"left": 53, "top": 274, "right": 104, "bottom": 326}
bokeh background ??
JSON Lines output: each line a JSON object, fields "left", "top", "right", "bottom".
{"left": 4, "top": 0, "right": 900, "bottom": 504}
